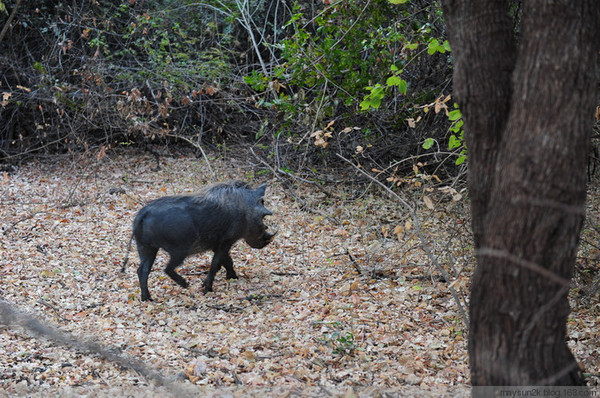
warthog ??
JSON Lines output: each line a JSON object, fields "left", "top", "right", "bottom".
{"left": 121, "top": 181, "right": 275, "bottom": 301}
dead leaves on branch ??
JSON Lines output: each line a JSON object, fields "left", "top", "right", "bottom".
{"left": 310, "top": 120, "right": 361, "bottom": 149}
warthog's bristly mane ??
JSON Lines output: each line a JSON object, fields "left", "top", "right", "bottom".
{"left": 191, "top": 181, "right": 253, "bottom": 204}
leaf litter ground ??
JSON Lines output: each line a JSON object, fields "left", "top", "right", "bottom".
{"left": 0, "top": 153, "right": 597, "bottom": 396}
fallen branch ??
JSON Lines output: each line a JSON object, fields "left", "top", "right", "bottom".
{"left": 330, "top": 249, "right": 362, "bottom": 274}
{"left": 4, "top": 210, "right": 50, "bottom": 235}
{"left": 206, "top": 304, "right": 245, "bottom": 313}
{"left": 271, "top": 271, "right": 302, "bottom": 276}
{"left": 241, "top": 293, "right": 283, "bottom": 302}
{"left": 0, "top": 299, "right": 195, "bottom": 396}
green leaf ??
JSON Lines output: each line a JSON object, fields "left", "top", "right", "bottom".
{"left": 371, "top": 84, "right": 385, "bottom": 96}
{"left": 427, "top": 39, "right": 440, "bottom": 55}
{"left": 33, "top": 62, "right": 46, "bottom": 74}
{"left": 448, "top": 109, "right": 462, "bottom": 121}
{"left": 283, "top": 12, "right": 303, "bottom": 28}
{"left": 443, "top": 40, "right": 452, "bottom": 52}
{"left": 398, "top": 79, "right": 408, "bottom": 95}
{"left": 388, "top": 0, "right": 410, "bottom": 4}
{"left": 450, "top": 119, "right": 464, "bottom": 133}
{"left": 363, "top": 84, "right": 386, "bottom": 106}
{"left": 422, "top": 138, "right": 434, "bottom": 149}
{"left": 360, "top": 97, "right": 378, "bottom": 110}
{"left": 455, "top": 155, "right": 466, "bottom": 166}
{"left": 427, "top": 38, "right": 448, "bottom": 55}
{"left": 448, "top": 134, "right": 461, "bottom": 150}
{"left": 390, "top": 64, "right": 399, "bottom": 72}
{"left": 360, "top": 96, "right": 382, "bottom": 110}
{"left": 386, "top": 75, "right": 403, "bottom": 86}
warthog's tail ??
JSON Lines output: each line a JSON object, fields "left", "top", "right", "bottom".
{"left": 120, "top": 232, "right": 135, "bottom": 273}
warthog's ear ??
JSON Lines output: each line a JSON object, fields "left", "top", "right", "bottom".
{"left": 255, "top": 183, "right": 267, "bottom": 197}
{"left": 254, "top": 183, "right": 271, "bottom": 216}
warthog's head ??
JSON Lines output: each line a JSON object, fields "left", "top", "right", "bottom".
{"left": 244, "top": 183, "right": 277, "bottom": 249}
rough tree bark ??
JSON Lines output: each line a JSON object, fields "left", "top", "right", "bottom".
{"left": 442, "top": 0, "right": 599, "bottom": 388}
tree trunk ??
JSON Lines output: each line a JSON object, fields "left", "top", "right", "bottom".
{"left": 442, "top": 0, "right": 599, "bottom": 388}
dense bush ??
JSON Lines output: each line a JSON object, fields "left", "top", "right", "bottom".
{"left": 245, "top": 0, "right": 456, "bottom": 176}
{"left": 0, "top": 0, "right": 458, "bottom": 178}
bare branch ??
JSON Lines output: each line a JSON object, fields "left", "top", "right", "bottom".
{"left": 0, "top": 300, "right": 196, "bottom": 396}
{"left": 0, "top": 0, "right": 23, "bottom": 45}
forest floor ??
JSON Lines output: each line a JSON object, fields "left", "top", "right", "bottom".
{"left": 0, "top": 151, "right": 598, "bottom": 397}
